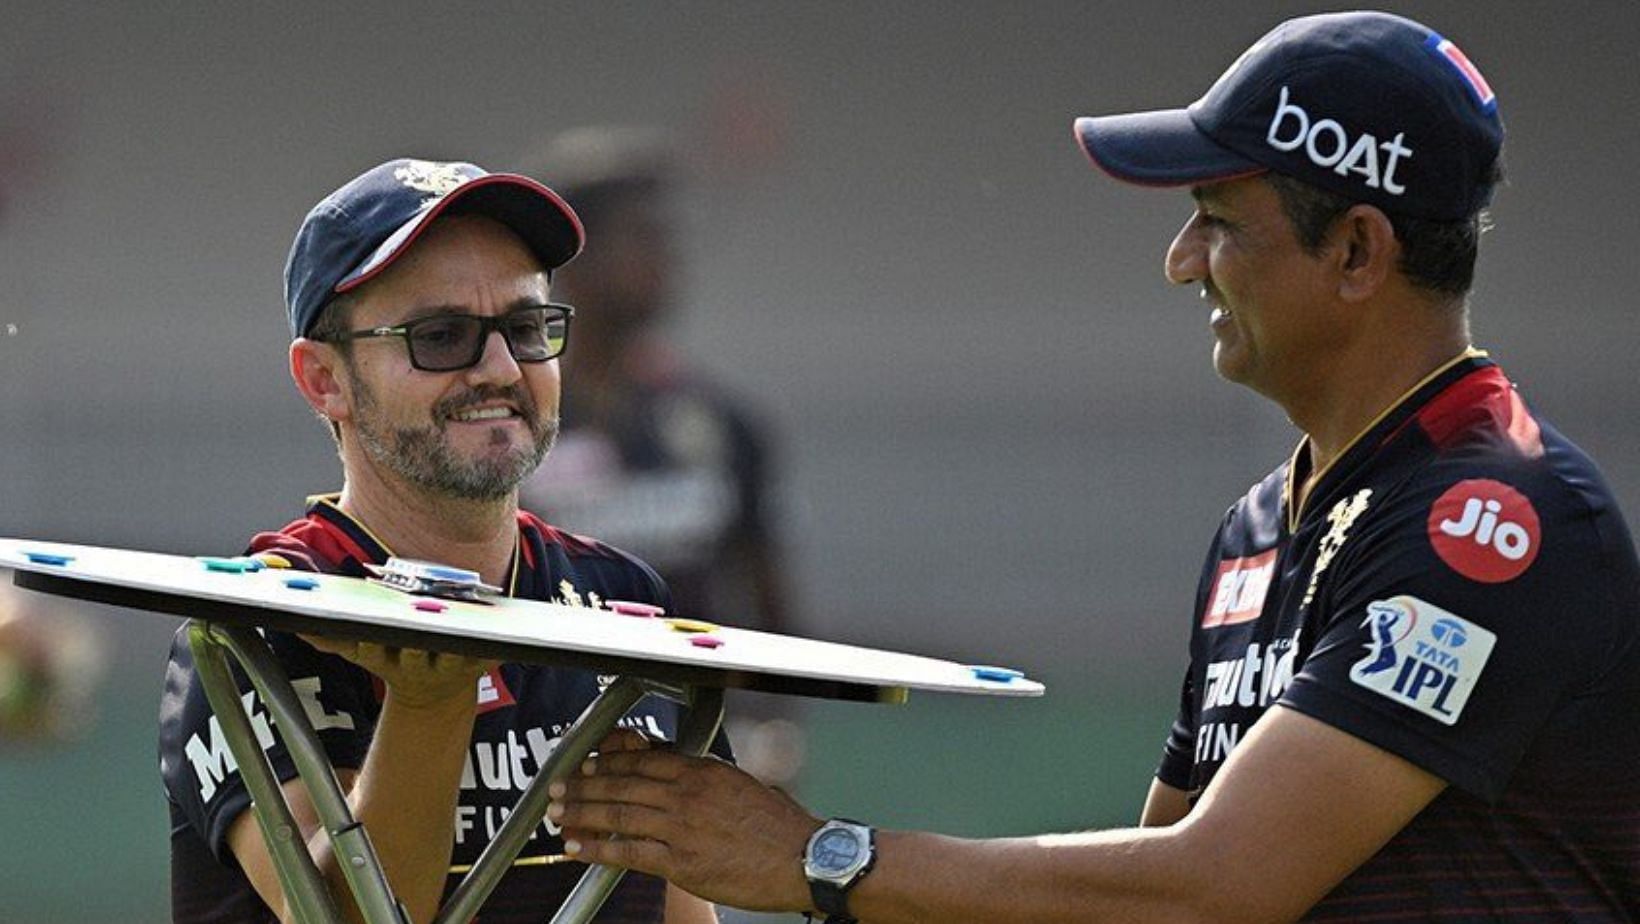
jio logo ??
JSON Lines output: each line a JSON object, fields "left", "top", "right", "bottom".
{"left": 1437, "top": 497, "right": 1532, "bottom": 560}
{"left": 1427, "top": 479, "right": 1541, "bottom": 583}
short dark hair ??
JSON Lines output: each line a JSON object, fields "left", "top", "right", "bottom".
{"left": 1264, "top": 170, "right": 1499, "bottom": 298}
{"left": 305, "top": 291, "right": 358, "bottom": 346}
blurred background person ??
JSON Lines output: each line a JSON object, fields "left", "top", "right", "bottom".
{"left": 0, "top": 575, "right": 109, "bottom": 747}
{"left": 515, "top": 127, "right": 805, "bottom": 789}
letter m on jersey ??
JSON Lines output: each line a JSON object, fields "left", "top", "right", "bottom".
{"left": 1202, "top": 550, "right": 1278, "bottom": 628}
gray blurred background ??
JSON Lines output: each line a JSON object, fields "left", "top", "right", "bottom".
{"left": 1, "top": 1, "right": 1635, "bottom": 921}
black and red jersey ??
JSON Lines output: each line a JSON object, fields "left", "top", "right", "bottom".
{"left": 160, "top": 497, "right": 724, "bottom": 924}
{"left": 1160, "top": 353, "right": 1640, "bottom": 920}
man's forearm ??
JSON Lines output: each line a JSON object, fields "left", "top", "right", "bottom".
{"left": 548, "top": 747, "right": 1214, "bottom": 921}
{"left": 846, "top": 827, "right": 1215, "bottom": 924}
{"left": 807, "top": 710, "right": 1444, "bottom": 924}
{"left": 311, "top": 692, "right": 478, "bottom": 924}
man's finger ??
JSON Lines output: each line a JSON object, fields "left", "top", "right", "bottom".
{"left": 550, "top": 799, "right": 672, "bottom": 842}
{"left": 563, "top": 831, "right": 671, "bottom": 875}
{"left": 596, "top": 727, "right": 653, "bottom": 754}
{"left": 578, "top": 747, "right": 694, "bottom": 782}
{"left": 549, "top": 774, "right": 678, "bottom": 813}
{"left": 355, "top": 641, "right": 391, "bottom": 665}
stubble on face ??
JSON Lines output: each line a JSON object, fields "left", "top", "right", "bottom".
{"left": 348, "top": 364, "right": 559, "bottom": 501}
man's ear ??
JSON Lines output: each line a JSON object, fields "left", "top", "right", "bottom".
{"left": 290, "top": 339, "right": 351, "bottom": 424}
{"left": 1331, "top": 204, "right": 1399, "bottom": 304}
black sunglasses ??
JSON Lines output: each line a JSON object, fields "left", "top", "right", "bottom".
{"left": 322, "top": 304, "right": 574, "bottom": 372}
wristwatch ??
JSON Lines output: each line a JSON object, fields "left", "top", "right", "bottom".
{"left": 802, "top": 818, "right": 877, "bottom": 922}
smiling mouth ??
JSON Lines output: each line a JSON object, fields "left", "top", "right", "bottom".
{"left": 1201, "top": 285, "right": 1231, "bottom": 320}
{"left": 449, "top": 406, "right": 519, "bottom": 423}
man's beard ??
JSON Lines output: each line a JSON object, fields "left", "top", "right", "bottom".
{"left": 350, "top": 376, "right": 558, "bottom": 502}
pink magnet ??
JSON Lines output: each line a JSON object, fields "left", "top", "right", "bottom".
{"left": 412, "top": 599, "right": 448, "bottom": 613}
{"left": 689, "top": 635, "right": 724, "bottom": 649}
{"left": 606, "top": 600, "right": 665, "bottom": 618}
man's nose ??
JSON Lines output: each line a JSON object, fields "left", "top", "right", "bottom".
{"left": 464, "top": 329, "right": 523, "bottom": 384}
{"left": 1164, "top": 214, "right": 1206, "bottom": 286}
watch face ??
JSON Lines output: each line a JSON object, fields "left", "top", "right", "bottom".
{"left": 810, "top": 827, "right": 864, "bottom": 875}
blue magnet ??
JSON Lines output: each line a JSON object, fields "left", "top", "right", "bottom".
{"left": 200, "top": 556, "right": 253, "bottom": 573}
{"left": 22, "top": 551, "right": 74, "bottom": 566}
{"left": 284, "top": 577, "right": 320, "bottom": 591}
{"left": 969, "top": 665, "right": 1023, "bottom": 683}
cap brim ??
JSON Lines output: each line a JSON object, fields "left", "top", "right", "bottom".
{"left": 336, "top": 173, "right": 585, "bottom": 294}
{"left": 1074, "top": 110, "right": 1265, "bottom": 187}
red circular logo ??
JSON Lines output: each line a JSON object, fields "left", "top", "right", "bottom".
{"left": 1426, "top": 479, "right": 1540, "bottom": 583}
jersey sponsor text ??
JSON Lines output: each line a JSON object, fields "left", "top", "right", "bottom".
{"left": 1202, "top": 550, "right": 1278, "bottom": 628}
{"left": 185, "top": 677, "right": 355, "bottom": 801}
{"left": 1201, "top": 632, "right": 1300, "bottom": 712}
{"left": 454, "top": 714, "right": 665, "bottom": 845}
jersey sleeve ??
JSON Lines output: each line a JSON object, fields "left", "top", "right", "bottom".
{"left": 1278, "top": 465, "right": 1625, "bottom": 801}
{"left": 158, "top": 626, "right": 380, "bottom": 863}
{"left": 1156, "top": 507, "right": 1242, "bottom": 790}
{"left": 1155, "top": 667, "right": 1199, "bottom": 790}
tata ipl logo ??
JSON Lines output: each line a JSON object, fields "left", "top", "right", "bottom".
{"left": 1357, "top": 602, "right": 1470, "bottom": 674}
{"left": 1355, "top": 600, "right": 1412, "bottom": 677}
{"left": 1349, "top": 597, "right": 1496, "bottom": 726}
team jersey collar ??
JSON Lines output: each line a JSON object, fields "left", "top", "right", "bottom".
{"left": 305, "top": 493, "right": 523, "bottom": 596}
{"left": 1284, "top": 349, "right": 1492, "bottom": 533}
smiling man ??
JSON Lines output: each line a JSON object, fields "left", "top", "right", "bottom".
{"left": 157, "top": 159, "right": 721, "bottom": 924}
{"left": 545, "top": 12, "right": 1640, "bottom": 923}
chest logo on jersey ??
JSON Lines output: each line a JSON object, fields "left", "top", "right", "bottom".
{"left": 1348, "top": 595, "right": 1496, "bottom": 725}
{"left": 1202, "top": 550, "right": 1278, "bottom": 628}
{"left": 1427, "top": 479, "right": 1540, "bottom": 583}
{"left": 554, "top": 580, "right": 604, "bottom": 611}
{"left": 476, "top": 668, "right": 516, "bottom": 715}
{"left": 1301, "top": 488, "right": 1372, "bottom": 609}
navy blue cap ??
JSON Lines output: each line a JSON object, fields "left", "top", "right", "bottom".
{"left": 284, "top": 158, "right": 585, "bottom": 339}
{"left": 1075, "top": 11, "right": 1503, "bottom": 220}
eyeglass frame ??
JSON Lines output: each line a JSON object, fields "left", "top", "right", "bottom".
{"left": 316, "top": 303, "right": 575, "bottom": 372}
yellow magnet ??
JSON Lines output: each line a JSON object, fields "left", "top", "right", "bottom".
{"left": 665, "top": 618, "right": 719, "bottom": 634}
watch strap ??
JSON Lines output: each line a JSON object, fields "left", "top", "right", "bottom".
{"left": 808, "top": 879, "right": 856, "bottom": 919}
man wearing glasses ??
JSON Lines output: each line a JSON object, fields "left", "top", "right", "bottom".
{"left": 158, "top": 159, "right": 721, "bottom": 924}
